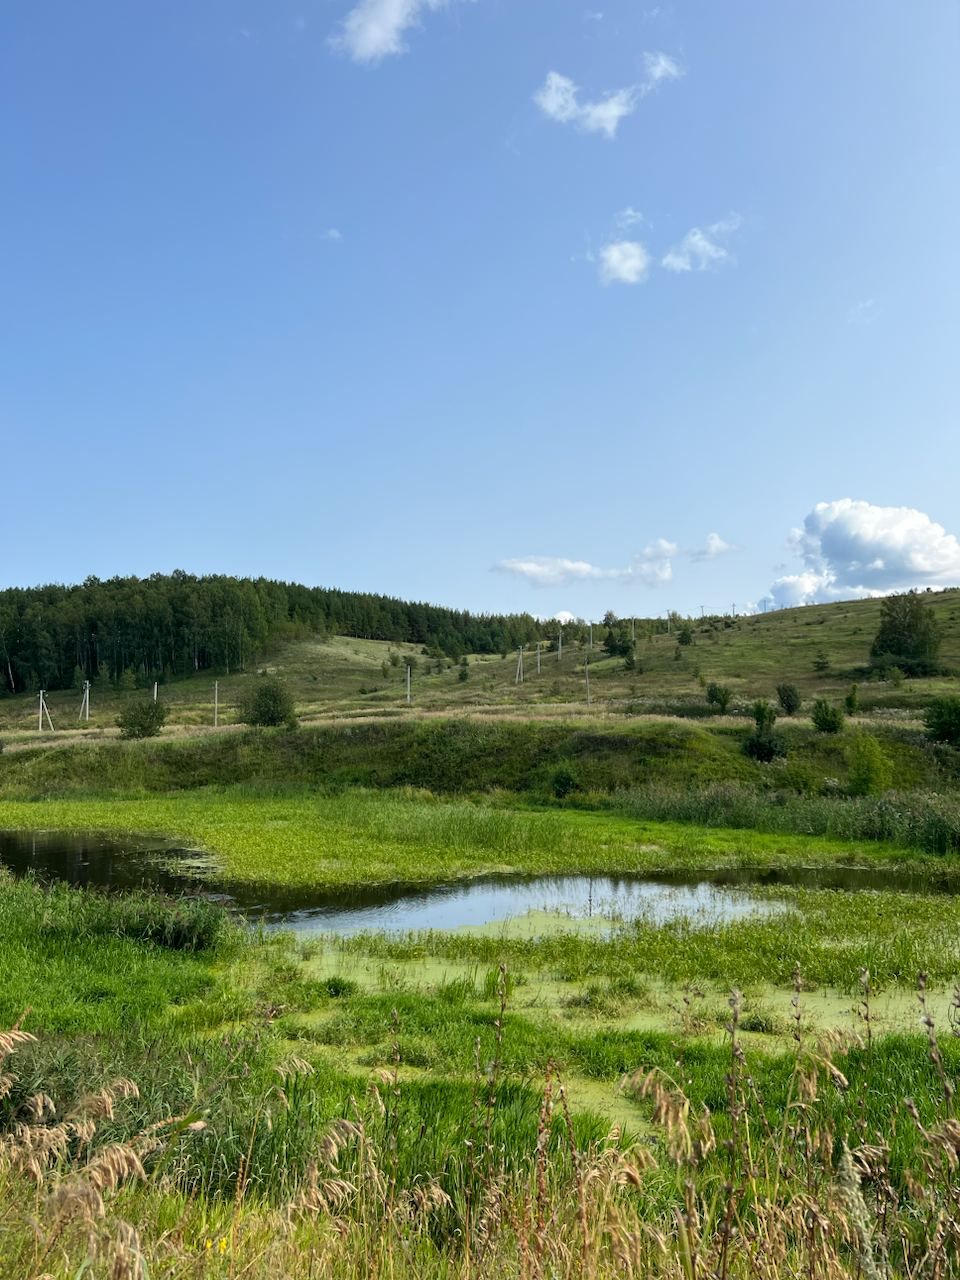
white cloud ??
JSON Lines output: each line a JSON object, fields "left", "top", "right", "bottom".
{"left": 662, "top": 214, "right": 741, "bottom": 273}
{"left": 615, "top": 206, "right": 644, "bottom": 229}
{"left": 847, "top": 298, "right": 877, "bottom": 325}
{"left": 322, "top": 227, "right": 342, "bottom": 241}
{"left": 331, "top": 0, "right": 455, "bottom": 63}
{"left": 534, "top": 53, "right": 681, "bottom": 140}
{"left": 495, "top": 540, "right": 678, "bottom": 588}
{"left": 598, "top": 240, "right": 650, "bottom": 285}
{"left": 693, "top": 532, "right": 733, "bottom": 561}
{"left": 642, "top": 50, "right": 682, "bottom": 85}
{"left": 554, "top": 610, "right": 578, "bottom": 623}
{"left": 766, "top": 499, "right": 960, "bottom": 607}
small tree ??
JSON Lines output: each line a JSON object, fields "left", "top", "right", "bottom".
{"left": 924, "top": 696, "right": 960, "bottom": 746}
{"left": 706, "top": 683, "right": 732, "bottom": 714}
{"left": 238, "top": 676, "right": 297, "bottom": 728}
{"left": 117, "top": 699, "right": 167, "bottom": 740}
{"left": 844, "top": 683, "right": 860, "bottom": 715}
{"left": 846, "top": 732, "right": 892, "bottom": 796}
{"left": 811, "top": 699, "right": 844, "bottom": 734}
{"left": 677, "top": 624, "right": 694, "bottom": 647}
{"left": 776, "top": 682, "right": 802, "bottom": 716}
{"left": 743, "top": 698, "right": 785, "bottom": 761}
{"left": 752, "top": 699, "right": 778, "bottom": 735}
{"left": 812, "top": 651, "right": 830, "bottom": 674}
{"left": 871, "top": 590, "right": 941, "bottom": 676}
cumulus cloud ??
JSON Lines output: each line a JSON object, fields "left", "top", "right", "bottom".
{"left": 766, "top": 499, "right": 960, "bottom": 607}
{"left": 534, "top": 53, "right": 681, "bottom": 139}
{"left": 496, "top": 540, "right": 678, "bottom": 588}
{"left": 322, "top": 227, "right": 343, "bottom": 241}
{"left": 598, "top": 240, "right": 650, "bottom": 285}
{"left": 331, "top": 0, "right": 456, "bottom": 63}
{"left": 662, "top": 214, "right": 741, "bottom": 272}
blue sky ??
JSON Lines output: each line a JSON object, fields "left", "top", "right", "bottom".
{"left": 2, "top": 1, "right": 958, "bottom": 618}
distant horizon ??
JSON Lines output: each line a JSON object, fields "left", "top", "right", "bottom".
{"left": 3, "top": 564, "right": 956, "bottom": 627}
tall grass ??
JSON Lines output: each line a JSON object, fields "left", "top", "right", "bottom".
{"left": 615, "top": 780, "right": 960, "bottom": 854}
{"left": 5, "top": 983, "right": 960, "bottom": 1277}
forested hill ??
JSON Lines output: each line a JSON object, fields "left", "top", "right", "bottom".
{"left": 0, "top": 572, "right": 544, "bottom": 692}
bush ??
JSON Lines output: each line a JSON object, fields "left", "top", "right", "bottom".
{"left": 924, "top": 696, "right": 960, "bottom": 747}
{"left": 846, "top": 732, "right": 892, "bottom": 796}
{"left": 844, "top": 683, "right": 860, "bottom": 715}
{"left": 116, "top": 699, "right": 167, "bottom": 739}
{"left": 551, "top": 766, "right": 579, "bottom": 799}
{"left": 238, "top": 676, "right": 297, "bottom": 728}
{"left": 812, "top": 651, "right": 830, "bottom": 673}
{"left": 706, "top": 683, "right": 732, "bottom": 714}
{"left": 776, "top": 683, "right": 802, "bottom": 716}
{"left": 743, "top": 732, "right": 787, "bottom": 762}
{"left": 811, "top": 699, "right": 844, "bottom": 734}
{"left": 751, "top": 699, "right": 778, "bottom": 735}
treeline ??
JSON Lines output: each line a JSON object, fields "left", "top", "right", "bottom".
{"left": 0, "top": 572, "right": 548, "bottom": 693}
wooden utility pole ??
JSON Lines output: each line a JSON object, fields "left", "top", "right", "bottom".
{"left": 558, "top": 627, "right": 563, "bottom": 662}
{"left": 153, "top": 681, "right": 159, "bottom": 703}
{"left": 406, "top": 664, "right": 411, "bottom": 705}
{"left": 536, "top": 642, "right": 541, "bottom": 674}
{"left": 515, "top": 647, "right": 524, "bottom": 684}
{"left": 78, "top": 680, "right": 90, "bottom": 722}
{"left": 214, "top": 681, "right": 219, "bottom": 727}
{"left": 584, "top": 656, "right": 591, "bottom": 706}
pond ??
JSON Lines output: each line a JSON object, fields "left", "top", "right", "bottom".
{"left": 1, "top": 828, "right": 952, "bottom": 937}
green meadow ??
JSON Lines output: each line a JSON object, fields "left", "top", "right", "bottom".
{"left": 3, "top": 591, "right": 960, "bottom": 1275}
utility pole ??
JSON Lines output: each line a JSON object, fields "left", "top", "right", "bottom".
{"left": 153, "top": 681, "right": 158, "bottom": 703}
{"left": 406, "top": 664, "right": 411, "bottom": 705}
{"left": 536, "top": 642, "right": 541, "bottom": 675}
{"left": 584, "top": 655, "right": 591, "bottom": 706}
{"left": 558, "top": 627, "right": 563, "bottom": 662}
{"left": 515, "top": 647, "right": 524, "bottom": 684}
{"left": 214, "top": 680, "right": 219, "bottom": 727}
{"left": 631, "top": 617, "right": 636, "bottom": 645}
{"left": 732, "top": 603, "right": 737, "bottom": 618}
{"left": 38, "top": 690, "right": 54, "bottom": 732}
{"left": 699, "top": 605, "right": 705, "bottom": 619}
{"left": 589, "top": 622, "right": 593, "bottom": 650}
{"left": 78, "top": 680, "right": 90, "bottom": 722}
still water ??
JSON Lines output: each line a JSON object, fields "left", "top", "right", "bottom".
{"left": 1, "top": 828, "right": 948, "bottom": 937}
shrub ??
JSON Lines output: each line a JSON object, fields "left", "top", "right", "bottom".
{"left": 551, "top": 766, "right": 579, "bottom": 799}
{"left": 238, "top": 676, "right": 297, "bottom": 728}
{"left": 811, "top": 699, "right": 844, "bottom": 734}
{"left": 846, "top": 732, "right": 893, "bottom": 796}
{"left": 706, "top": 683, "right": 732, "bottom": 714}
{"left": 776, "top": 683, "right": 802, "bottom": 716}
{"left": 812, "top": 651, "right": 830, "bottom": 673}
{"left": 116, "top": 699, "right": 167, "bottom": 739}
{"left": 677, "top": 624, "right": 694, "bottom": 646}
{"left": 844, "top": 683, "right": 860, "bottom": 715}
{"left": 751, "top": 699, "right": 778, "bottom": 735}
{"left": 887, "top": 666, "right": 905, "bottom": 688}
{"left": 924, "top": 696, "right": 960, "bottom": 746}
{"left": 743, "top": 732, "right": 786, "bottom": 762}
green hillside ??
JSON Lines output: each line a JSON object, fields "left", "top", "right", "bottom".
{"left": 2, "top": 588, "right": 958, "bottom": 742}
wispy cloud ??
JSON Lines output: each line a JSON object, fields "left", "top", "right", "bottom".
{"left": 322, "top": 227, "right": 343, "bottom": 242}
{"left": 661, "top": 214, "right": 741, "bottom": 272}
{"left": 615, "top": 206, "right": 644, "bottom": 229}
{"left": 495, "top": 541, "right": 678, "bottom": 588}
{"left": 534, "top": 53, "right": 682, "bottom": 140}
{"left": 331, "top": 0, "right": 457, "bottom": 63}
{"left": 846, "top": 298, "right": 877, "bottom": 325}
{"left": 598, "top": 240, "right": 650, "bottom": 285}
{"left": 692, "top": 532, "right": 733, "bottom": 561}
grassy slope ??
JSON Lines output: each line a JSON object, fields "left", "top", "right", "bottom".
{"left": 2, "top": 588, "right": 959, "bottom": 740}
